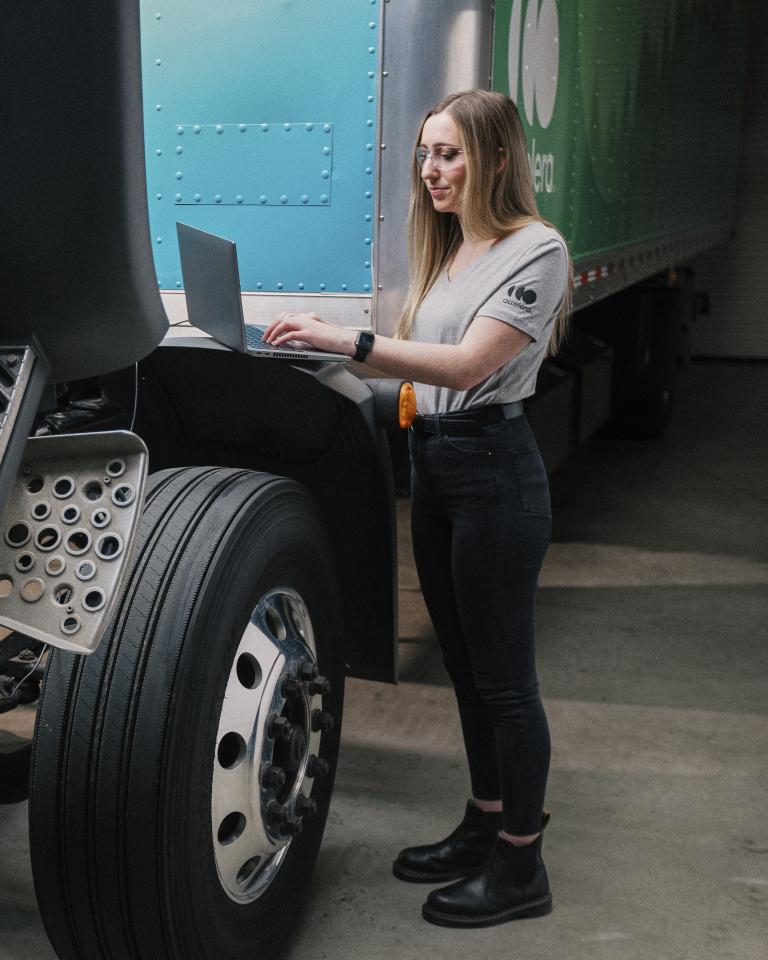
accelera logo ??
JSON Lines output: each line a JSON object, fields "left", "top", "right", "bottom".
{"left": 508, "top": 0, "right": 559, "bottom": 194}
{"left": 503, "top": 284, "right": 538, "bottom": 314}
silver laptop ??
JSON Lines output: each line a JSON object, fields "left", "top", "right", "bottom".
{"left": 176, "top": 222, "right": 350, "bottom": 362}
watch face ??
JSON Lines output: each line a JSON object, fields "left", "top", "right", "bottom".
{"left": 354, "top": 330, "right": 374, "bottom": 362}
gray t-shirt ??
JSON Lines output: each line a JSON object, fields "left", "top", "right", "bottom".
{"left": 411, "top": 221, "right": 568, "bottom": 414}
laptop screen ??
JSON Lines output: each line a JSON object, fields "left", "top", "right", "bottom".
{"left": 176, "top": 222, "right": 246, "bottom": 352}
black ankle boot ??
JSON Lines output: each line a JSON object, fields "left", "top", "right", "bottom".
{"left": 421, "top": 822, "right": 552, "bottom": 927}
{"left": 392, "top": 802, "right": 502, "bottom": 883}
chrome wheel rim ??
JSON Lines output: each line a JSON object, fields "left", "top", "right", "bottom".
{"left": 211, "top": 586, "right": 330, "bottom": 903}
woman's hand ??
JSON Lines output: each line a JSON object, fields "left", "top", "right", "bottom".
{"left": 262, "top": 312, "right": 356, "bottom": 356}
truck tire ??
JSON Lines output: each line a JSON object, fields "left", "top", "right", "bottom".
{"left": 29, "top": 466, "right": 344, "bottom": 960}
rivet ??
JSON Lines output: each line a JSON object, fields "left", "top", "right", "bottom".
{"left": 364, "top": 283, "right": 371, "bottom": 292}
{"left": 364, "top": 260, "right": 371, "bottom": 268}
{"left": 305, "top": 123, "right": 314, "bottom": 131}
{"left": 369, "top": 47, "right": 375, "bottom": 53}
{"left": 368, "top": 71, "right": 375, "bottom": 78}
{"left": 378, "top": 215, "right": 385, "bottom": 221}
{"left": 194, "top": 193, "right": 201, "bottom": 202}
{"left": 284, "top": 123, "right": 292, "bottom": 131}
{"left": 239, "top": 123, "right": 247, "bottom": 132}
{"left": 367, "top": 95, "right": 374, "bottom": 102}
{"left": 365, "top": 214, "right": 372, "bottom": 221}
{"left": 323, "top": 123, "right": 332, "bottom": 132}
{"left": 367, "top": 119, "right": 373, "bottom": 127}
{"left": 176, "top": 126, "right": 184, "bottom": 135}
{"left": 280, "top": 194, "right": 288, "bottom": 203}
{"left": 365, "top": 191, "right": 372, "bottom": 198}
{"left": 175, "top": 171, "right": 183, "bottom": 180}
{"left": 320, "top": 283, "right": 326, "bottom": 290}
{"left": 175, "top": 193, "right": 182, "bottom": 201}
{"left": 215, "top": 124, "right": 223, "bottom": 134}
{"left": 323, "top": 146, "right": 331, "bottom": 155}
{"left": 155, "top": 104, "right": 162, "bottom": 111}
{"left": 214, "top": 194, "right": 222, "bottom": 203}
{"left": 155, "top": 12, "right": 161, "bottom": 19}
{"left": 176, "top": 281, "right": 182, "bottom": 288}
{"left": 380, "top": 143, "right": 386, "bottom": 149}
{"left": 156, "top": 59, "right": 162, "bottom": 66}
{"left": 321, "top": 170, "right": 330, "bottom": 179}
{"left": 176, "top": 146, "right": 183, "bottom": 154}
{"left": 155, "top": 149, "right": 162, "bottom": 156}
{"left": 298, "top": 282, "right": 305, "bottom": 290}
{"left": 156, "top": 193, "right": 162, "bottom": 199}
{"left": 377, "top": 284, "right": 383, "bottom": 291}
{"left": 364, "top": 238, "right": 371, "bottom": 245}
{"left": 366, "top": 143, "right": 373, "bottom": 151}
{"left": 383, "top": 70, "right": 389, "bottom": 77}
{"left": 261, "top": 123, "right": 269, "bottom": 131}
{"left": 256, "top": 282, "right": 263, "bottom": 290}
{"left": 342, "top": 284, "right": 348, "bottom": 291}
{"left": 301, "top": 194, "right": 309, "bottom": 203}
{"left": 369, "top": 21, "right": 376, "bottom": 28}
{"left": 259, "top": 195, "right": 268, "bottom": 204}
{"left": 277, "top": 282, "right": 284, "bottom": 289}
{"left": 156, "top": 237, "right": 162, "bottom": 243}
{"left": 194, "top": 125, "right": 201, "bottom": 133}
{"left": 320, "top": 194, "right": 328, "bottom": 203}
{"left": 365, "top": 167, "right": 372, "bottom": 174}
{"left": 236, "top": 194, "right": 243, "bottom": 203}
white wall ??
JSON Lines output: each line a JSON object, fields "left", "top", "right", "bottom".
{"left": 688, "top": 0, "right": 768, "bottom": 358}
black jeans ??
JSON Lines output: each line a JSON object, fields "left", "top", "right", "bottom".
{"left": 409, "top": 415, "right": 551, "bottom": 836}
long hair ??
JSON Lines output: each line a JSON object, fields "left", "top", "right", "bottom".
{"left": 397, "top": 89, "right": 571, "bottom": 354}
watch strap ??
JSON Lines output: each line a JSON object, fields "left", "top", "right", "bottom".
{"left": 353, "top": 330, "right": 375, "bottom": 363}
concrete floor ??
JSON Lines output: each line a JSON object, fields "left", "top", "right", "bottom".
{"left": 1, "top": 360, "right": 767, "bottom": 959}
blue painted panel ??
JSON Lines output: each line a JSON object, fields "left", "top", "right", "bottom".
{"left": 140, "top": 0, "right": 379, "bottom": 293}
{"left": 172, "top": 123, "right": 333, "bottom": 206}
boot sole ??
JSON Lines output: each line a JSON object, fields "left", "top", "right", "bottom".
{"left": 421, "top": 893, "right": 552, "bottom": 928}
{"left": 392, "top": 862, "right": 474, "bottom": 884}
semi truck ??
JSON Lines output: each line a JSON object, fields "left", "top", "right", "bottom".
{"left": 0, "top": 1, "right": 748, "bottom": 959}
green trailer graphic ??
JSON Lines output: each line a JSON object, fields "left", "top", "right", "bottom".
{"left": 493, "top": 0, "right": 748, "bottom": 303}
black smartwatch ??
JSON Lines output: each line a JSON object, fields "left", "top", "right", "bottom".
{"left": 353, "top": 330, "right": 375, "bottom": 363}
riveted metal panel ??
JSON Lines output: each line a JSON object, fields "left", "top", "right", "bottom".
{"left": 141, "top": 0, "right": 380, "bottom": 295}
{"left": 171, "top": 122, "right": 333, "bottom": 206}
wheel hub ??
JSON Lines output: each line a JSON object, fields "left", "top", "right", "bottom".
{"left": 211, "top": 587, "right": 332, "bottom": 903}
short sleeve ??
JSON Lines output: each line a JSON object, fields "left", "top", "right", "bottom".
{"left": 476, "top": 241, "right": 568, "bottom": 342}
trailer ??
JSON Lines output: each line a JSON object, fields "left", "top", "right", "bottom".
{"left": 0, "top": 2, "right": 749, "bottom": 959}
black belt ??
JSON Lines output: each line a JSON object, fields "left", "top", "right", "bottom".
{"left": 411, "top": 401, "right": 524, "bottom": 436}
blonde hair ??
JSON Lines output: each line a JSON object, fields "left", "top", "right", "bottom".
{"left": 397, "top": 89, "right": 571, "bottom": 354}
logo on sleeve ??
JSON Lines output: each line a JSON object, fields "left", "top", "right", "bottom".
{"left": 503, "top": 284, "right": 538, "bottom": 313}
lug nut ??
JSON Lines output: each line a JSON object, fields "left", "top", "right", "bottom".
{"left": 311, "top": 710, "right": 335, "bottom": 733}
{"left": 296, "top": 793, "right": 318, "bottom": 817}
{"left": 281, "top": 674, "right": 304, "bottom": 697}
{"left": 262, "top": 764, "right": 287, "bottom": 789}
{"left": 266, "top": 800, "right": 288, "bottom": 828}
{"left": 307, "top": 754, "right": 330, "bottom": 779}
{"left": 308, "top": 675, "right": 331, "bottom": 696}
{"left": 280, "top": 814, "right": 304, "bottom": 837}
{"left": 268, "top": 714, "right": 293, "bottom": 740}
{"left": 298, "top": 660, "right": 319, "bottom": 682}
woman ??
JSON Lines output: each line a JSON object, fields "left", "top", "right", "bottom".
{"left": 264, "top": 89, "right": 570, "bottom": 929}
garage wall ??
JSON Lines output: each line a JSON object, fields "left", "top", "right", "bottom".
{"left": 687, "top": 0, "right": 768, "bottom": 358}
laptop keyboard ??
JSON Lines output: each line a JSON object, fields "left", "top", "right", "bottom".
{"left": 244, "top": 324, "right": 266, "bottom": 348}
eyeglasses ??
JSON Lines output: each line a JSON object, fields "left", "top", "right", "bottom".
{"left": 415, "top": 146, "right": 465, "bottom": 171}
